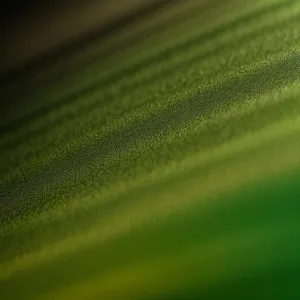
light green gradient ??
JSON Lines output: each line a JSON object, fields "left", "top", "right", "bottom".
{"left": 1, "top": 0, "right": 300, "bottom": 299}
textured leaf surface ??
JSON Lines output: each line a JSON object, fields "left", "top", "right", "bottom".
{"left": 1, "top": 0, "right": 300, "bottom": 299}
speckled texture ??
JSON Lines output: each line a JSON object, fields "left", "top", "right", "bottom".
{"left": 1, "top": 0, "right": 300, "bottom": 299}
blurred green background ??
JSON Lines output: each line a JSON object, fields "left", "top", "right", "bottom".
{"left": 1, "top": 0, "right": 300, "bottom": 299}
